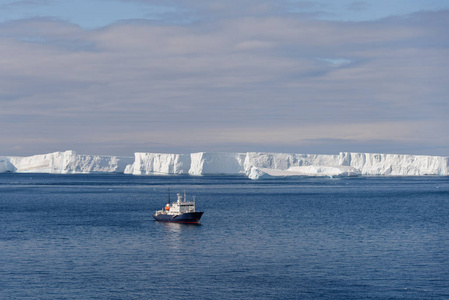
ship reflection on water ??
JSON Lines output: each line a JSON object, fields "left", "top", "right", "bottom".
{"left": 155, "top": 221, "right": 203, "bottom": 252}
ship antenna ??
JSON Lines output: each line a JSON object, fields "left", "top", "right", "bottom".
{"left": 184, "top": 190, "right": 186, "bottom": 202}
{"left": 168, "top": 188, "right": 170, "bottom": 205}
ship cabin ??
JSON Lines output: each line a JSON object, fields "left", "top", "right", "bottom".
{"left": 160, "top": 193, "right": 196, "bottom": 215}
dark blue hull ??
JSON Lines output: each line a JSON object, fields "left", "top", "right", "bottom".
{"left": 153, "top": 212, "right": 204, "bottom": 224}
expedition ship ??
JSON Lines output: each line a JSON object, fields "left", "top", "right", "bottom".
{"left": 153, "top": 192, "right": 203, "bottom": 224}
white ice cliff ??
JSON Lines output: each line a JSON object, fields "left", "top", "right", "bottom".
{"left": 1, "top": 151, "right": 448, "bottom": 179}
{"left": 0, "top": 156, "right": 16, "bottom": 173}
{"left": 126, "top": 152, "right": 191, "bottom": 175}
{"left": 2, "top": 151, "right": 133, "bottom": 174}
{"left": 124, "top": 151, "right": 449, "bottom": 179}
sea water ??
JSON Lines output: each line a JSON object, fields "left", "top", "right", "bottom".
{"left": 0, "top": 174, "right": 448, "bottom": 299}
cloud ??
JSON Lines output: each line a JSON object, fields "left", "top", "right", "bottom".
{"left": 0, "top": 10, "right": 448, "bottom": 155}
{"left": 0, "top": 0, "right": 51, "bottom": 10}
{"left": 347, "top": 1, "right": 370, "bottom": 12}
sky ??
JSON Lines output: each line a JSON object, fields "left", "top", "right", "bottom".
{"left": 0, "top": 0, "right": 448, "bottom": 156}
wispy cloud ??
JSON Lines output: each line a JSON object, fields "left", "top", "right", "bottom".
{"left": 0, "top": 0, "right": 51, "bottom": 10}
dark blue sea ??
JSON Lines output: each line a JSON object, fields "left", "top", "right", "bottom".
{"left": 0, "top": 174, "right": 448, "bottom": 299}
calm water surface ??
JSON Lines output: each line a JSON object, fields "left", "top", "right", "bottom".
{"left": 0, "top": 174, "right": 448, "bottom": 299}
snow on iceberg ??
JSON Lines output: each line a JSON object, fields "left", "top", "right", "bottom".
{"left": 4, "top": 151, "right": 133, "bottom": 174}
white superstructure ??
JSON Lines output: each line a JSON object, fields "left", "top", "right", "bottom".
{"left": 154, "top": 192, "right": 196, "bottom": 216}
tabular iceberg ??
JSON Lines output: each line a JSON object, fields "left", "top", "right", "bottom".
{"left": 1, "top": 150, "right": 448, "bottom": 179}
{"left": 3, "top": 151, "right": 133, "bottom": 174}
{"left": 341, "top": 152, "right": 449, "bottom": 176}
{"left": 126, "top": 152, "right": 191, "bottom": 175}
{"left": 124, "top": 151, "right": 449, "bottom": 179}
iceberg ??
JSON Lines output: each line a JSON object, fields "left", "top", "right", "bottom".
{"left": 3, "top": 151, "right": 133, "bottom": 174}
{"left": 341, "top": 152, "right": 449, "bottom": 176}
{"left": 125, "top": 151, "right": 449, "bottom": 179}
{"left": 249, "top": 165, "right": 361, "bottom": 179}
{"left": 189, "top": 152, "right": 246, "bottom": 175}
{"left": 126, "top": 152, "right": 191, "bottom": 175}
{"left": 1, "top": 150, "right": 448, "bottom": 179}
{"left": 0, "top": 157, "right": 16, "bottom": 173}
{"left": 124, "top": 152, "right": 246, "bottom": 176}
